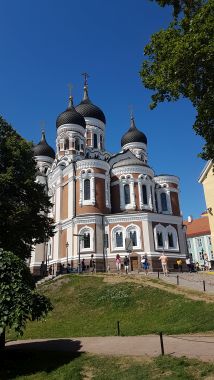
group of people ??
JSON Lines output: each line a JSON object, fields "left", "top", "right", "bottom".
{"left": 81, "top": 255, "right": 96, "bottom": 273}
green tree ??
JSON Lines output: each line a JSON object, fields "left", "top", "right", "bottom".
{"left": 140, "top": 0, "right": 214, "bottom": 160}
{"left": 0, "top": 116, "right": 54, "bottom": 259}
{"left": 0, "top": 250, "right": 53, "bottom": 349}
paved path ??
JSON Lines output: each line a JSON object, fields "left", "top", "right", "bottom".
{"left": 6, "top": 335, "right": 214, "bottom": 362}
{"left": 148, "top": 271, "right": 214, "bottom": 294}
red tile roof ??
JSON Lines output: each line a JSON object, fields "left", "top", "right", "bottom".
{"left": 183, "top": 216, "right": 210, "bottom": 237}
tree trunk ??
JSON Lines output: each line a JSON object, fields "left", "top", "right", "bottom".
{"left": 0, "top": 329, "right": 5, "bottom": 350}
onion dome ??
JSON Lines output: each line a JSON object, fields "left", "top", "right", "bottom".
{"left": 75, "top": 81, "right": 106, "bottom": 124}
{"left": 56, "top": 96, "right": 86, "bottom": 129}
{"left": 33, "top": 131, "right": 55, "bottom": 159}
{"left": 121, "top": 115, "right": 147, "bottom": 147}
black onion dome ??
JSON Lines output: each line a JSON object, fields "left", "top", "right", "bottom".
{"left": 56, "top": 96, "right": 86, "bottom": 129}
{"left": 75, "top": 85, "right": 106, "bottom": 123}
{"left": 33, "top": 131, "right": 55, "bottom": 159}
{"left": 121, "top": 117, "right": 147, "bottom": 146}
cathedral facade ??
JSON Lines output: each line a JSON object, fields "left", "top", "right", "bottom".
{"left": 30, "top": 80, "right": 187, "bottom": 274}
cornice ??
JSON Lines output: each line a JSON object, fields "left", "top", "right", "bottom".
{"left": 57, "top": 124, "right": 85, "bottom": 137}
{"left": 76, "top": 159, "right": 110, "bottom": 171}
{"left": 154, "top": 175, "right": 179, "bottom": 185}
{"left": 111, "top": 165, "right": 154, "bottom": 177}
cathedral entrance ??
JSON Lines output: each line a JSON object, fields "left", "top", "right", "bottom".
{"left": 130, "top": 256, "right": 138, "bottom": 271}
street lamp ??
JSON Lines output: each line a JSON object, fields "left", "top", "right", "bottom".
{"left": 73, "top": 234, "right": 85, "bottom": 274}
{"left": 66, "top": 241, "right": 69, "bottom": 267}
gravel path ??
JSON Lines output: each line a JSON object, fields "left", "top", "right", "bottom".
{"left": 6, "top": 334, "right": 214, "bottom": 362}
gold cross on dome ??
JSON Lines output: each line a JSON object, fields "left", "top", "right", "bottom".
{"left": 67, "top": 83, "right": 73, "bottom": 97}
{"left": 81, "top": 72, "right": 90, "bottom": 86}
{"left": 128, "top": 104, "right": 134, "bottom": 119}
{"left": 39, "top": 120, "right": 46, "bottom": 134}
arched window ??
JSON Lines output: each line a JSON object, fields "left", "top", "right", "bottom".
{"left": 161, "top": 192, "right": 168, "bottom": 211}
{"left": 64, "top": 138, "right": 69, "bottom": 150}
{"left": 116, "top": 231, "right": 123, "bottom": 247}
{"left": 83, "top": 232, "right": 90, "bottom": 248}
{"left": 157, "top": 232, "right": 163, "bottom": 247}
{"left": 130, "top": 230, "right": 137, "bottom": 246}
{"left": 84, "top": 179, "right": 90, "bottom": 200}
{"left": 124, "top": 184, "right": 130, "bottom": 204}
{"left": 75, "top": 139, "right": 80, "bottom": 151}
{"left": 94, "top": 134, "right": 98, "bottom": 148}
{"left": 142, "top": 185, "right": 148, "bottom": 204}
{"left": 168, "top": 233, "right": 174, "bottom": 248}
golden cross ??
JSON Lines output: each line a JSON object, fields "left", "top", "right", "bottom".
{"left": 67, "top": 83, "right": 73, "bottom": 97}
{"left": 128, "top": 104, "right": 134, "bottom": 119}
{"left": 81, "top": 72, "right": 90, "bottom": 86}
{"left": 39, "top": 120, "right": 46, "bottom": 134}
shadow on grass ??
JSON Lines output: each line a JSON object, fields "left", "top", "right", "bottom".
{"left": 2, "top": 339, "right": 83, "bottom": 379}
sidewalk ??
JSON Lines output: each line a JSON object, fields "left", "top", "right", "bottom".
{"left": 6, "top": 334, "right": 214, "bottom": 362}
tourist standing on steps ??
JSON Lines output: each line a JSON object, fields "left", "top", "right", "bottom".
{"left": 159, "top": 253, "right": 168, "bottom": 276}
{"left": 176, "top": 259, "right": 183, "bottom": 273}
{"left": 124, "top": 255, "right": 129, "bottom": 274}
{"left": 115, "top": 254, "right": 121, "bottom": 273}
{"left": 89, "top": 254, "right": 96, "bottom": 273}
{"left": 185, "top": 257, "right": 191, "bottom": 272}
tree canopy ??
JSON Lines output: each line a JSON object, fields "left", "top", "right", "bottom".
{"left": 0, "top": 116, "right": 54, "bottom": 260}
{"left": 0, "top": 250, "right": 52, "bottom": 348}
{"left": 140, "top": 0, "right": 214, "bottom": 160}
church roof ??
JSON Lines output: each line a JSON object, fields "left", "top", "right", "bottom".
{"left": 75, "top": 82, "right": 106, "bottom": 123}
{"left": 183, "top": 216, "right": 210, "bottom": 238}
{"left": 121, "top": 116, "right": 147, "bottom": 146}
{"left": 56, "top": 96, "right": 86, "bottom": 129}
{"left": 112, "top": 157, "right": 148, "bottom": 168}
{"left": 33, "top": 131, "right": 55, "bottom": 159}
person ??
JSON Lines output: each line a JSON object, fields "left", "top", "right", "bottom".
{"left": 204, "top": 259, "right": 210, "bottom": 271}
{"left": 40, "top": 261, "right": 47, "bottom": 278}
{"left": 81, "top": 258, "right": 86, "bottom": 272}
{"left": 141, "top": 254, "right": 149, "bottom": 275}
{"left": 185, "top": 257, "right": 191, "bottom": 272}
{"left": 195, "top": 262, "right": 200, "bottom": 272}
{"left": 89, "top": 254, "right": 95, "bottom": 273}
{"left": 115, "top": 254, "right": 121, "bottom": 273}
{"left": 176, "top": 259, "right": 183, "bottom": 273}
{"left": 48, "top": 265, "right": 53, "bottom": 276}
{"left": 159, "top": 253, "right": 168, "bottom": 276}
{"left": 124, "top": 255, "right": 129, "bottom": 274}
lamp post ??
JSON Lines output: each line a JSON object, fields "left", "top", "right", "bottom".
{"left": 66, "top": 241, "right": 69, "bottom": 267}
{"left": 73, "top": 234, "right": 85, "bottom": 274}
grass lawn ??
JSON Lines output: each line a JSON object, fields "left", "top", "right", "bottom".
{"left": 2, "top": 349, "right": 214, "bottom": 380}
{"left": 7, "top": 274, "right": 214, "bottom": 340}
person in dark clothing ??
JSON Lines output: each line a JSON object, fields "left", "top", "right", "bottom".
{"left": 81, "top": 259, "right": 86, "bottom": 272}
{"left": 124, "top": 256, "right": 130, "bottom": 274}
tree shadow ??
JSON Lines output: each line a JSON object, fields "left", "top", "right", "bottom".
{"left": 2, "top": 339, "right": 83, "bottom": 379}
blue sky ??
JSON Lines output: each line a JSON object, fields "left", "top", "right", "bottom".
{"left": 0, "top": 0, "right": 206, "bottom": 219}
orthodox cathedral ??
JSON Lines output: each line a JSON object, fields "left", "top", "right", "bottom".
{"left": 30, "top": 77, "right": 187, "bottom": 274}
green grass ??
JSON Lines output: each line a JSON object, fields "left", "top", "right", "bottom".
{"left": 7, "top": 275, "right": 214, "bottom": 340}
{"left": 2, "top": 349, "right": 214, "bottom": 380}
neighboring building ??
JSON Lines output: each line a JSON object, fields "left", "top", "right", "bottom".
{"left": 183, "top": 214, "right": 214, "bottom": 269}
{"left": 30, "top": 78, "right": 187, "bottom": 274}
{"left": 198, "top": 161, "right": 214, "bottom": 250}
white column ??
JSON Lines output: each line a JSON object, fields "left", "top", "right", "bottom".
{"left": 130, "top": 180, "right": 136, "bottom": 208}
{"left": 91, "top": 176, "right": 95, "bottom": 205}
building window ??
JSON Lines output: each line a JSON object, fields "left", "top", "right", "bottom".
{"left": 116, "top": 232, "right": 123, "bottom": 247}
{"left": 208, "top": 236, "right": 212, "bottom": 245}
{"left": 197, "top": 238, "right": 202, "bottom": 247}
{"left": 100, "top": 135, "right": 103, "bottom": 149}
{"left": 94, "top": 134, "right": 98, "bottom": 148}
{"left": 157, "top": 232, "right": 163, "bottom": 247}
{"left": 83, "top": 233, "right": 90, "bottom": 248}
{"left": 124, "top": 184, "right": 130, "bottom": 205}
{"left": 142, "top": 185, "right": 148, "bottom": 204}
{"left": 75, "top": 139, "right": 80, "bottom": 151}
{"left": 64, "top": 138, "right": 69, "bottom": 150}
{"left": 161, "top": 192, "right": 168, "bottom": 211}
{"left": 130, "top": 231, "right": 137, "bottom": 246}
{"left": 150, "top": 186, "right": 153, "bottom": 207}
{"left": 84, "top": 179, "right": 90, "bottom": 200}
{"left": 168, "top": 233, "right": 174, "bottom": 248}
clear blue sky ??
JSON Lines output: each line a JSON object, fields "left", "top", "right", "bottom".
{"left": 0, "top": 0, "right": 206, "bottom": 219}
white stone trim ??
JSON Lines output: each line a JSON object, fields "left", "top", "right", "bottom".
{"left": 154, "top": 175, "right": 179, "bottom": 186}
{"left": 112, "top": 165, "right": 154, "bottom": 177}
{"left": 57, "top": 124, "right": 85, "bottom": 137}
{"left": 85, "top": 117, "right": 105, "bottom": 131}
{"left": 76, "top": 159, "right": 110, "bottom": 171}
